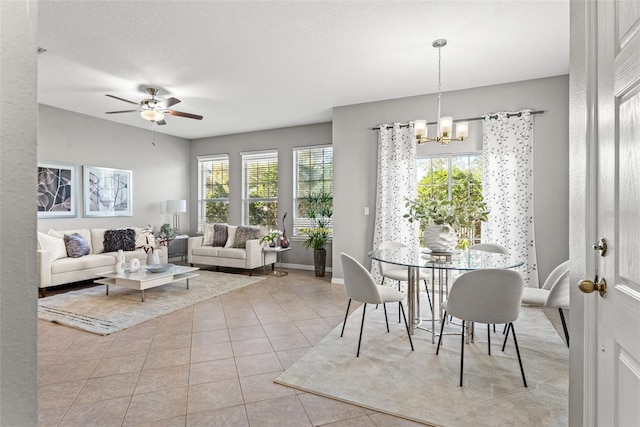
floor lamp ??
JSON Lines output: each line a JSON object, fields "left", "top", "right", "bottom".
{"left": 166, "top": 200, "right": 187, "bottom": 233}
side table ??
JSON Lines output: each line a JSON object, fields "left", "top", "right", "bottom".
{"left": 169, "top": 234, "right": 189, "bottom": 262}
{"left": 263, "top": 246, "right": 291, "bottom": 277}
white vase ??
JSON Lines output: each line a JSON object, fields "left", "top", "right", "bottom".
{"left": 146, "top": 250, "right": 160, "bottom": 265}
{"left": 423, "top": 224, "right": 458, "bottom": 253}
{"left": 115, "top": 250, "right": 126, "bottom": 273}
{"left": 129, "top": 258, "right": 140, "bottom": 272}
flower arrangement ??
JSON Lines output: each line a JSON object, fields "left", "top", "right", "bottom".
{"left": 136, "top": 226, "right": 156, "bottom": 254}
{"left": 404, "top": 196, "right": 488, "bottom": 230}
{"left": 260, "top": 229, "right": 281, "bottom": 246}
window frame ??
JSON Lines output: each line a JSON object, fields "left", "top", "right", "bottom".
{"left": 197, "top": 154, "right": 230, "bottom": 233}
{"left": 241, "top": 150, "right": 279, "bottom": 227}
{"left": 293, "top": 145, "right": 333, "bottom": 237}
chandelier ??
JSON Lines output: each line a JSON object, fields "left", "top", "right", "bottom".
{"left": 414, "top": 39, "right": 468, "bottom": 145}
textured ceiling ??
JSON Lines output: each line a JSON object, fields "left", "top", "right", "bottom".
{"left": 37, "top": 1, "right": 570, "bottom": 140}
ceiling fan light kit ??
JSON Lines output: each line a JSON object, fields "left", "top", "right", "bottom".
{"left": 414, "top": 39, "right": 468, "bottom": 146}
{"left": 105, "top": 87, "right": 203, "bottom": 126}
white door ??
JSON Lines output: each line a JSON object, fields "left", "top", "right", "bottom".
{"left": 579, "top": 1, "right": 640, "bottom": 425}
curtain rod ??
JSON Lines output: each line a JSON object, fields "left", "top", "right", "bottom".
{"left": 371, "top": 110, "right": 545, "bottom": 130}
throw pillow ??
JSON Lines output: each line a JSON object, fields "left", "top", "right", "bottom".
{"left": 64, "top": 233, "right": 90, "bottom": 258}
{"left": 232, "top": 226, "right": 261, "bottom": 249}
{"left": 224, "top": 225, "right": 238, "bottom": 248}
{"left": 103, "top": 228, "right": 136, "bottom": 252}
{"left": 202, "top": 223, "right": 215, "bottom": 246}
{"left": 211, "top": 224, "right": 228, "bottom": 247}
{"left": 37, "top": 232, "right": 68, "bottom": 260}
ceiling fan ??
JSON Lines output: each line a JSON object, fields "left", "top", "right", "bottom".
{"left": 105, "top": 87, "right": 203, "bottom": 125}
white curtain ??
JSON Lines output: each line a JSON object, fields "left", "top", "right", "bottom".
{"left": 371, "top": 123, "right": 418, "bottom": 283}
{"left": 482, "top": 110, "right": 539, "bottom": 287}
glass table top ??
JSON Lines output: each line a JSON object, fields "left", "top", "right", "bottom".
{"left": 368, "top": 247, "right": 524, "bottom": 271}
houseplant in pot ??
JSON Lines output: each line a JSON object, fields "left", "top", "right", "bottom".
{"left": 300, "top": 192, "right": 332, "bottom": 277}
{"left": 404, "top": 196, "right": 488, "bottom": 252}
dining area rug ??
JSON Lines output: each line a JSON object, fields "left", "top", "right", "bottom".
{"left": 275, "top": 303, "right": 568, "bottom": 426}
{"left": 38, "top": 270, "right": 265, "bottom": 335}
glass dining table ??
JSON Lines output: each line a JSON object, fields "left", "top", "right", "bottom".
{"left": 368, "top": 247, "right": 524, "bottom": 342}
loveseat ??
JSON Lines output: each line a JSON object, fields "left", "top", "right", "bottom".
{"left": 188, "top": 224, "right": 277, "bottom": 274}
{"left": 37, "top": 227, "right": 167, "bottom": 297}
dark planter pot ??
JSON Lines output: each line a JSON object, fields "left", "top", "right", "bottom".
{"left": 314, "top": 248, "right": 327, "bottom": 277}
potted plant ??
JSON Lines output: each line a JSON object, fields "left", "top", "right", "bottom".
{"left": 300, "top": 192, "right": 332, "bottom": 277}
{"left": 404, "top": 196, "right": 488, "bottom": 252}
{"left": 154, "top": 223, "right": 176, "bottom": 247}
{"left": 260, "top": 229, "right": 281, "bottom": 247}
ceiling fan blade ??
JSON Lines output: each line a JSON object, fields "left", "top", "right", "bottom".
{"left": 105, "top": 109, "right": 140, "bottom": 114}
{"left": 166, "top": 109, "right": 203, "bottom": 120}
{"left": 156, "top": 119, "right": 167, "bottom": 126}
{"left": 105, "top": 94, "right": 141, "bottom": 106}
{"left": 156, "top": 97, "right": 181, "bottom": 109}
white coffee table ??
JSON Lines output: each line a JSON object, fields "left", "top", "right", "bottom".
{"left": 95, "top": 265, "right": 199, "bottom": 302}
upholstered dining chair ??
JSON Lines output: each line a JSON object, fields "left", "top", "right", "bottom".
{"left": 377, "top": 240, "right": 432, "bottom": 313}
{"left": 521, "top": 260, "right": 570, "bottom": 346}
{"left": 340, "top": 252, "right": 414, "bottom": 357}
{"left": 436, "top": 269, "right": 526, "bottom": 387}
{"left": 469, "top": 243, "right": 508, "bottom": 254}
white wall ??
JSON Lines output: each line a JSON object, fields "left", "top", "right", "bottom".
{"left": 1, "top": 1, "right": 38, "bottom": 424}
{"left": 190, "top": 123, "right": 333, "bottom": 268}
{"left": 38, "top": 105, "right": 191, "bottom": 234}
{"left": 332, "top": 75, "right": 570, "bottom": 286}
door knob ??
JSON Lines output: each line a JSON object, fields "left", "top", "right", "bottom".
{"left": 579, "top": 276, "right": 607, "bottom": 298}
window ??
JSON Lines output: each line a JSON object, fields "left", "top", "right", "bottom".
{"left": 416, "top": 153, "right": 483, "bottom": 247}
{"left": 197, "top": 154, "right": 229, "bottom": 232}
{"left": 293, "top": 145, "right": 333, "bottom": 236}
{"left": 242, "top": 150, "right": 278, "bottom": 227}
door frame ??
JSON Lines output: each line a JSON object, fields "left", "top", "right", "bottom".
{"left": 569, "top": 1, "right": 598, "bottom": 425}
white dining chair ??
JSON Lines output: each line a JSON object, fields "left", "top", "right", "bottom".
{"left": 377, "top": 241, "right": 432, "bottom": 313}
{"left": 340, "top": 252, "right": 414, "bottom": 357}
{"left": 469, "top": 243, "right": 508, "bottom": 254}
{"left": 521, "top": 260, "right": 570, "bottom": 346}
{"left": 436, "top": 268, "right": 526, "bottom": 387}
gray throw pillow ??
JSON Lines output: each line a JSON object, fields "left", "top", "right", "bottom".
{"left": 103, "top": 228, "right": 136, "bottom": 252}
{"left": 232, "top": 226, "right": 261, "bottom": 249}
{"left": 64, "top": 233, "right": 90, "bottom": 258}
{"left": 211, "top": 224, "right": 228, "bottom": 247}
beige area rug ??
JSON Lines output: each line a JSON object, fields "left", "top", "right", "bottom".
{"left": 276, "top": 304, "right": 568, "bottom": 427}
{"left": 38, "top": 270, "right": 265, "bottom": 335}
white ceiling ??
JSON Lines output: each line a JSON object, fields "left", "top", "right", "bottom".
{"left": 37, "top": 1, "right": 570, "bottom": 140}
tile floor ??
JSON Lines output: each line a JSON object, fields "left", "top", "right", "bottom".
{"left": 38, "top": 268, "right": 428, "bottom": 427}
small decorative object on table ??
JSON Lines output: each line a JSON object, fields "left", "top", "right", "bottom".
{"left": 145, "top": 263, "right": 174, "bottom": 273}
{"left": 129, "top": 258, "right": 140, "bottom": 272}
{"left": 280, "top": 212, "right": 290, "bottom": 249}
{"left": 115, "top": 250, "right": 126, "bottom": 273}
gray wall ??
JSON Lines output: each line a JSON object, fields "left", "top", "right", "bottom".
{"left": 38, "top": 105, "right": 191, "bottom": 234}
{"left": 332, "top": 75, "right": 570, "bottom": 286}
{"left": 1, "top": 1, "right": 38, "bottom": 424}
{"left": 190, "top": 123, "right": 333, "bottom": 269}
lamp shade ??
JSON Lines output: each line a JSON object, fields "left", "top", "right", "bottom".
{"left": 167, "top": 199, "right": 187, "bottom": 213}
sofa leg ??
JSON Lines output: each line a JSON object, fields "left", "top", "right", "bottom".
{"left": 39, "top": 288, "right": 46, "bottom": 298}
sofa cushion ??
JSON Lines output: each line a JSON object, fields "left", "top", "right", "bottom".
{"left": 90, "top": 228, "right": 107, "bottom": 254}
{"left": 232, "top": 226, "right": 261, "bottom": 249}
{"left": 224, "top": 225, "right": 238, "bottom": 248}
{"left": 51, "top": 254, "right": 115, "bottom": 274}
{"left": 104, "top": 228, "right": 136, "bottom": 252}
{"left": 64, "top": 233, "right": 90, "bottom": 258}
{"left": 212, "top": 224, "right": 228, "bottom": 247}
{"left": 202, "top": 223, "right": 215, "bottom": 246}
{"left": 192, "top": 246, "right": 220, "bottom": 257}
{"left": 216, "top": 248, "right": 248, "bottom": 260}
{"left": 49, "top": 228, "right": 93, "bottom": 253}
{"left": 38, "top": 232, "right": 68, "bottom": 260}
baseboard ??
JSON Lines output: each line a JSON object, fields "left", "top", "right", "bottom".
{"left": 282, "top": 263, "right": 332, "bottom": 273}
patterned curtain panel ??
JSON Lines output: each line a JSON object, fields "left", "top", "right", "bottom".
{"left": 482, "top": 110, "right": 539, "bottom": 287}
{"left": 371, "top": 123, "right": 418, "bottom": 283}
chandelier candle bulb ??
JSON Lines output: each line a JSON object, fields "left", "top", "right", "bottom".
{"left": 439, "top": 117, "right": 453, "bottom": 137}
{"left": 414, "top": 120, "right": 427, "bottom": 137}
{"left": 456, "top": 122, "right": 469, "bottom": 140}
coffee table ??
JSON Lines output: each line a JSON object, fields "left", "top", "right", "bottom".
{"left": 95, "top": 265, "right": 199, "bottom": 302}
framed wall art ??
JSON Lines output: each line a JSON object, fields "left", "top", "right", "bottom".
{"left": 37, "top": 162, "right": 78, "bottom": 218}
{"left": 83, "top": 165, "right": 132, "bottom": 217}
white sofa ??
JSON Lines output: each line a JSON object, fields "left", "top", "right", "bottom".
{"left": 37, "top": 227, "right": 167, "bottom": 297}
{"left": 187, "top": 224, "right": 277, "bottom": 273}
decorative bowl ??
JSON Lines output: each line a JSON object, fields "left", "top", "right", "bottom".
{"left": 145, "top": 263, "right": 174, "bottom": 273}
